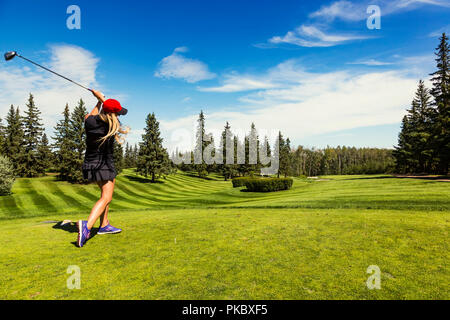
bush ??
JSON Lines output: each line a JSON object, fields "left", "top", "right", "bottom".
{"left": 243, "top": 177, "right": 293, "bottom": 192}
{"left": 232, "top": 177, "right": 250, "bottom": 188}
{"left": 0, "top": 155, "right": 16, "bottom": 196}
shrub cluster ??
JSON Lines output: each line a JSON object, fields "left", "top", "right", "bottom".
{"left": 0, "top": 155, "right": 16, "bottom": 196}
{"left": 232, "top": 177, "right": 250, "bottom": 188}
{"left": 232, "top": 176, "right": 294, "bottom": 192}
{"left": 244, "top": 178, "right": 293, "bottom": 192}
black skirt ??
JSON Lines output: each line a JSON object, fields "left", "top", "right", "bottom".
{"left": 82, "top": 154, "right": 117, "bottom": 182}
{"left": 83, "top": 115, "right": 117, "bottom": 182}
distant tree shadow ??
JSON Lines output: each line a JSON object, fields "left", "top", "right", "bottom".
{"left": 393, "top": 175, "right": 450, "bottom": 181}
{"left": 124, "top": 175, "right": 164, "bottom": 184}
{"left": 342, "top": 175, "right": 449, "bottom": 181}
{"left": 341, "top": 176, "right": 395, "bottom": 180}
{"left": 184, "top": 173, "right": 215, "bottom": 181}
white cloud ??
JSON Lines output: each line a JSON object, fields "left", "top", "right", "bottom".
{"left": 310, "top": 0, "right": 450, "bottom": 22}
{"left": 198, "top": 73, "right": 278, "bottom": 93}
{"left": 0, "top": 44, "right": 102, "bottom": 136}
{"left": 160, "top": 58, "right": 431, "bottom": 153}
{"left": 154, "top": 47, "right": 216, "bottom": 83}
{"left": 347, "top": 59, "right": 394, "bottom": 66}
{"left": 428, "top": 24, "right": 450, "bottom": 37}
{"left": 309, "top": 0, "right": 366, "bottom": 21}
{"left": 269, "top": 25, "right": 371, "bottom": 48}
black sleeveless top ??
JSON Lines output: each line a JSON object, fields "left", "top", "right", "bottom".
{"left": 82, "top": 115, "right": 117, "bottom": 181}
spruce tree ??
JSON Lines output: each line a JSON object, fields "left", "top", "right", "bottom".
{"left": 67, "top": 99, "right": 87, "bottom": 183}
{"left": 22, "top": 94, "right": 45, "bottom": 177}
{"left": 137, "top": 113, "right": 169, "bottom": 182}
{"left": 284, "top": 138, "right": 292, "bottom": 177}
{"left": 0, "top": 117, "right": 5, "bottom": 154}
{"left": 219, "top": 122, "right": 234, "bottom": 180}
{"left": 394, "top": 116, "right": 413, "bottom": 173}
{"left": 5, "top": 105, "right": 25, "bottom": 175}
{"left": 36, "top": 133, "right": 52, "bottom": 174}
{"left": 410, "top": 80, "right": 435, "bottom": 172}
{"left": 114, "top": 141, "right": 124, "bottom": 174}
{"left": 133, "top": 144, "right": 139, "bottom": 168}
{"left": 52, "top": 104, "right": 72, "bottom": 180}
{"left": 194, "top": 110, "right": 208, "bottom": 177}
{"left": 277, "top": 131, "right": 288, "bottom": 178}
{"left": 429, "top": 33, "right": 450, "bottom": 174}
{"left": 123, "top": 142, "right": 132, "bottom": 168}
{"left": 247, "top": 123, "right": 260, "bottom": 175}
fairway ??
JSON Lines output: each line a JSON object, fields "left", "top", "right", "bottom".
{"left": 0, "top": 171, "right": 449, "bottom": 299}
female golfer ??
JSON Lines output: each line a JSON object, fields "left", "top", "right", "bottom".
{"left": 77, "top": 89, "right": 129, "bottom": 248}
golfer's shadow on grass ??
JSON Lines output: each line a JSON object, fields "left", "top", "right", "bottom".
{"left": 52, "top": 221, "right": 99, "bottom": 247}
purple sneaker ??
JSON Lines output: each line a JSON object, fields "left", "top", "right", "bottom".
{"left": 77, "top": 220, "right": 91, "bottom": 247}
{"left": 98, "top": 223, "right": 122, "bottom": 235}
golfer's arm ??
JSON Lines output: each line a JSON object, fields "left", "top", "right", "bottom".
{"left": 85, "top": 100, "right": 102, "bottom": 119}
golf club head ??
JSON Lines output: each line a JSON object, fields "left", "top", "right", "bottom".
{"left": 4, "top": 51, "right": 17, "bottom": 61}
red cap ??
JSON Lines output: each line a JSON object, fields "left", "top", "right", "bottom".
{"left": 102, "top": 99, "right": 128, "bottom": 116}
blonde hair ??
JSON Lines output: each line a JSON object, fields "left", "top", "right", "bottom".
{"left": 98, "top": 111, "right": 130, "bottom": 146}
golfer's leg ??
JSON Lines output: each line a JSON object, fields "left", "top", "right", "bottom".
{"left": 99, "top": 205, "right": 110, "bottom": 228}
{"left": 99, "top": 179, "right": 115, "bottom": 227}
{"left": 87, "top": 180, "right": 115, "bottom": 230}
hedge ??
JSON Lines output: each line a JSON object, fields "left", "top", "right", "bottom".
{"left": 232, "top": 177, "right": 250, "bottom": 188}
{"left": 244, "top": 177, "right": 293, "bottom": 192}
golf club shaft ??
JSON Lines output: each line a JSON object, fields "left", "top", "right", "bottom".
{"left": 16, "top": 54, "right": 92, "bottom": 92}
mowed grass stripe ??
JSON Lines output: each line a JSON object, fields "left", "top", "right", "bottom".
{"left": 116, "top": 177, "right": 188, "bottom": 200}
{"left": 40, "top": 179, "right": 91, "bottom": 211}
{"left": 169, "top": 174, "right": 229, "bottom": 191}
{"left": 21, "top": 178, "right": 58, "bottom": 213}
{"left": 122, "top": 175, "right": 219, "bottom": 199}
{"left": 113, "top": 182, "right": 159, "bottom": 206}
{"left": 1, "top": 173, "right": 449, "bottom": 220}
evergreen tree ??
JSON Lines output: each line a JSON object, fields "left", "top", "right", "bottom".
{"left": 133, "top": 144, "right": 139, "bottom": 168}
{"left": 248, "top": 123, "right": 260, "bottom": 175}
{"left": 36, "top": 133, "right": 52, "bottom": 174}
{"left": 137, "top": 113, "right": 169, "bottom": 182}
{"left": 219, "top": 122, "right": 234, "bottom": 180}
{"left": 22, "top": 94, "right": 45, "bottom": 177}
{"left": 277, "top": 131, "right": 289, "bottom": 177}
{"left": 260, "top": 135, "right": 272, "bottom": 175}
{"left": 67, "top": 99, "right": 87, "bottom": 183}
{"left": 284, "top": 138, "right": 292, "bottom": 177}
{"left": 410, "top": 80, "right": 435, "bottom": 172}
{"left": 4, "top": 105, "right": 25, "bottom": 175}
{"left": 394, "top": 115, "right": 413, "bottom": 173}
{"left": 194, "top": 110, "right": 208, "bottom": 177}
{"left": 0, "top": 117, "right": 5, "bottom": 154}
{"left": 429, "top": 33, "right": 450, "bottom": 174}
{"left": 114, "top": 141, "right": 124, "bottom": 174}
{"left": 52, "top": 104, "right": 72, "bottom": 180}
{"left": 123, "top": 142, "right": 133, "bottom": 168}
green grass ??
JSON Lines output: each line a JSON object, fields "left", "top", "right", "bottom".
{"left": 0, "top": 170, "right": 449, "bottom": 299}
{"left": 1, "top": 170, "right": 449, "bottom": 220}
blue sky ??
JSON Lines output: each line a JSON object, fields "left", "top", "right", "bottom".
{"left": 0, "top": 0, "right": 449, "bottom": 151}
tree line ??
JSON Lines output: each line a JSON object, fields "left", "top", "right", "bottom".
{"left": 394, "top": 33, "right": 449, "bottom": 175}
{"left": 172, "top": 110, "right": 395, "bottom": 180}
{"left": 0, "top": 98, "right": 395, "bottom": 183}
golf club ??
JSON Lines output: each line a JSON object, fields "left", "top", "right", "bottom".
{"left": 4, "top": 51, "right": 92, "bottom": 92}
